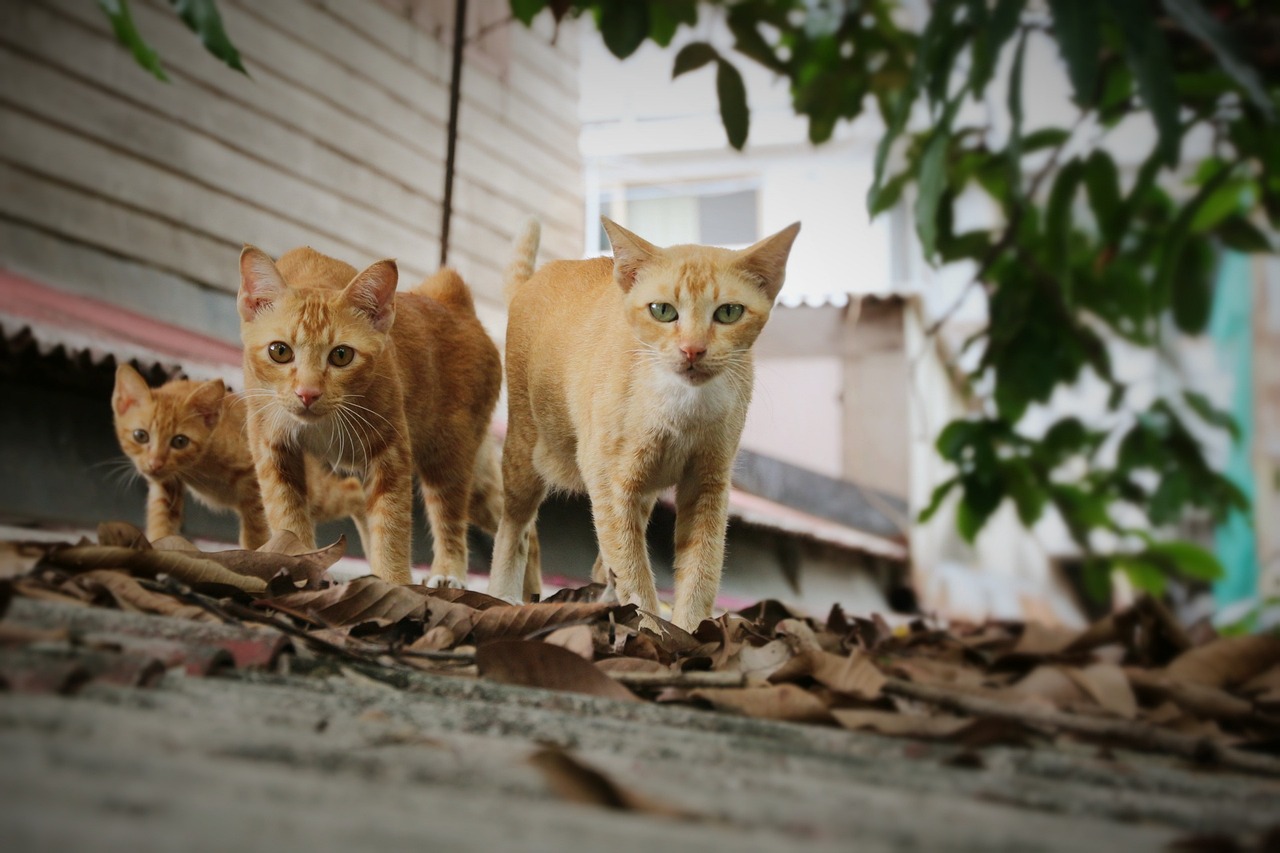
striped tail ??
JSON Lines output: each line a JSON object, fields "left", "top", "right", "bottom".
{"left": 504, "top": 218, "right": 541, "bottom": 305}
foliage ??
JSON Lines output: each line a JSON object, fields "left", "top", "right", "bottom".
{"left": 516, "top": 0, "right": 1279, "bottom": 587}
{"left": 98, "top": 0, "right": 246, "bottom": 82}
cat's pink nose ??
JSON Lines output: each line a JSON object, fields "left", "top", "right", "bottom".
{"left": 680, "top": 344, "right": 706, "bottom": 363}
{"left": 296, "top": 387, "right": 322, "bottom": 408}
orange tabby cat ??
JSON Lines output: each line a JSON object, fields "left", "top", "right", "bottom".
{"left": 111, "top": 363, "right": 367, "bottom": 549}
{"left": 488, "top": 218, "right": 800, "bottom": 629}
{"left": 237, "top": 245, "right": 508, "bottom": 588}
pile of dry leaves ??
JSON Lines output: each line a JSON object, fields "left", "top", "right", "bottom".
{"left": 3, "top": 523, "right": 1279, "bottom": 777}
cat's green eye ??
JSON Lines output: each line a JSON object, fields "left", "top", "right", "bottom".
{"left": 329, "top": 345, "right": 355, "bottom": 367}
{"left": 132, "top": 429, "right": 149, "bottom": 444}
{"left": 267, "top": 342, "right": 293, "bottom": 364}
{"left": 648, "top": 302, "right": 678, "bottom": 323}
{"left": 714, "top": 304, "right": 745, "bottom": 324}
{"left": 170, "top": 435, "right": 190, "bottom": 450}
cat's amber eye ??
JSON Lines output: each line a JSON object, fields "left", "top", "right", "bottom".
{"left": 267, "top": 342, "right": 293, "bottom": 364}
{"left": 131, "top": 429, "right": 149, "bottom": 444}
{"left": 329, "top": 345, "right": 355, "bottom": 367}
{"left": 648, "top": 302, "right": 678, "bottom": 323}
{"left": 714, "top": 304, "right": 745, "bottom": 324}
{"left": 170, "top": 435, "right": 190, "bottom": 450}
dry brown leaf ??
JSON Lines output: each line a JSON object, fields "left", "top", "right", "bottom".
{"left": 259, "top": 576, "right": 426, "bottom": 628}
{"left": 422, "top": 596, "right": 478, "bottom": 639}
{"left": 528, "top": 748, "right": 690, "bottom": 817}
{"left": 690, "top": 684, "right": 836, "bottom": 724}
{"left": 1064, "top": 663, "right": 1139, "bottom": 719}
{"left": 425, "top": 587, "right": 510, "bottom": 610}
{"left": 542, "top": 583, "right": 609, "bottom": 604}
{"left": 1004, "top": 665, "right": 1091, "bottom": 709}
{"left": 43, "top": 544, "right": 267, "bottom": 593}
{"left": 889, "top": 657, "right": 987, "bottom": 690}
{"left": 195, "top": 537, "right": 346, "bottom": 590}
{"left": 96, "top": 522, "right": 151, "bottom": 549}
{"left": 1012, "top": 621, "right": 1083, "bottom": 657}
{"left": 476, "top": 639, "right": 639, "bottom": 702}
{"left": 594, "top": 658, "right": 671, "bottom": 675}
{"left": 639, "top": 616, "right": 703, "bottom": 656}
{"left": 832, "top": 709, "right": 972, "bottom": 739}
{"left": 770, "top": 649, "right": 886, "bottom": 700}
{"left": 257, "top": 531, "right": 315, "bottom": 557}
{"left": 1165, "top": 635, "right": 1280, "bottom": 689}
{"left": 545, "top": 624, "right": 595, "bottom": 660}
{"left": 70, "top": 570, "right": 215, "bottom": 621}
{"left": 736, "top": 639, "right": 795, "bottom": 683}
{"left": 1240, "top": 663, "right": 1280, "bottom": 695}
{"left": 0, "top": 542, "right": 50, "bottom": 579}
{"left": 406, "top": 626, "right": 456, "bottom": 652}
{"left": 150, "top": 535, "right": 200, "bottom": 552}
{"left": 775, "top": 618, "right": 824, "bottom": 653}
{"left": 1126, "top": 668, "right": 1255, "bottom": 721}
{"left": 470, "top": 602, "right": 628, "bottom": 643}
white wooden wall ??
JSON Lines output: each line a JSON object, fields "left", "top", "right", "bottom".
{"left": 0, "top": 0, "right": 583, "bottom": 343}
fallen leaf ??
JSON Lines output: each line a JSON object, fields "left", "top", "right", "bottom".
{"left": 545, "top": 624, "right": 594, "bottom": 660}
{"left": 470, "top": 602, "right": 631, "bottom": 643}
{"left": 770, "top": 649, "right": 885, "bottom": 700}
{"left": 1012, "top": 621, "right": 1082, "bottom": 657}
{"left": 406, "top": 626, "right": 456, "bottom": 652}
{"left": 690, "top": 684, "right": 835, "bottom": 724}
{"left": 736, "top": 639, "right": 795, "bottom": 683}
{"left": 595, "top": 658, "right": 670, "bottom": 675}
{"left": 43, "top": 544, "right": 266, "bottom": 593}
{"left": 1126, "top": 668, "right": 1255, "bottom": 721}
{"left": 1166, "top": 636, "right": 1280, "bottom": 689}
{"left": 542, "top": 583, "right": 609, "bottom": 604}
{"left": 258, "top": 576, "right": 426, "bottom": 628}
{"left": 0, "top": 542, "right": 49, "bottom": 579}
{"left": 425, "top": 587, "right": 510, "bottom": 610}
{"left": 476, "top": 639, "right": 639, "bottom": 702}
{"left": 1064, "top": 663, "right": 1138, "bottom": 719}
{"left": 151, "top": 535, "right": 200, "bottom": 552}
{"left": 69, "top": 570, "right": 216, "bottom": 621}
{"left": 528, "top": 747, "right": 689, "bottom": 817}
{"left": 1004, "top": 665, "right": 1091, "bottom": 709}
{"left": 97, "top": 522, "right": 150, "bottom": 549}
{"left": 736, "top": 599, "right": 810, "bottom": 633}
{"left": 832, "top": 709, "right": 972, "bottom": 739}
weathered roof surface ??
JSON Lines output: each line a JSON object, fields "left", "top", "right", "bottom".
{"left": 0, "top": 270, "right": 242, "bottom": 386}
{"left": 4, "top": 595, "right": 1279, "bottom": 852}
{"left": 7, "top": 522, "right": 1280, "bottom": 845}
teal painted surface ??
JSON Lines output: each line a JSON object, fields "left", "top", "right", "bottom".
{"left": 1208, "top": 252, "right": 1257, "bottom": 611}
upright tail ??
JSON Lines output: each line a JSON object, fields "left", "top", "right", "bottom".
{"left": 504, "top": 218, "right": 541, "bottom": 306}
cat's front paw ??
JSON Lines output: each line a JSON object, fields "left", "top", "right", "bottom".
{"left": 424, "top": 573, "right": 465, "bottom": 590}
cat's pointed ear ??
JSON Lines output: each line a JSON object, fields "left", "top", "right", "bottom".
{"left": 343, "top": 259, "right": 398, "bottom": 333}
{"left": 113, "top": 363, "right": 151, "bottom": 416}
{"left": 602, "top": 217, "right": 659, "bottom": 292}
{"left": 735, "top": 222, "right": 801, "bottom": 301}
{"left": 185, "top": 379, "right": 226, "bottom": 429}
{"left": 239, "top": 246, "right": 288, "bottom": 322}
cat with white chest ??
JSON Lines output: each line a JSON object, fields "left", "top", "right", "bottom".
{"left": 488, "top": 218, "right": 800, "bottom": 629}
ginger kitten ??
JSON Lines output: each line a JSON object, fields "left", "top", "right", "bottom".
{"left": 237, "top": 246, "right": 507, "bottom": 588}
{"left": 111, "top": 363, "right": 367, "bottom": 549}
{"left": 488, "top": 218, "right": 800, "bottom": 629}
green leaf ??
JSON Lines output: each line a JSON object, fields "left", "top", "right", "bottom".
{"left": 1005, "top": 461, "right": 1046, "bottom": 526}
{"left": 599, "top": 0, "right": 649, "bottom": 59}
{"left": 647, "top": 0, "right": 696, "bottom": 47}
{"left": 1145, "top": 540, "right": 1225, "bottom": 581}
{"left": 1045, "top": 157, "right": 1084, "bottom": 272}
{"left": 1084, "top": 151, "right": 1122, "bottom": 244}
{"left": 1183, "top": 390, "right": 1241, "bottom": 441}
{"left": 726, "top": 6, "right": 787, "bottom": 75}
{"left": 1171, "top": 237, "right": 1213, "bottom": 334}
{"left": 99, "top": 0, "right": 168, "bottom": 81}
{"left": 915, "top": 129, "right": 950, "bottom": 260}
{"left": 1216, "top": 215, "right": 1274, "bottom": 253}
{"left": 869, "top": 172, "right": 910, "bottom": 216}
{"left": 1046, "top": 0, "right": 1101, "bottom": 105}
{"left": 918, "top": 476, "right": 959, "bottom": 524}
{"left": 1161, "top": 0, "right": 1274, "bottom": 120}
{"left": 510, "top": 0, "right": 548, "bottom": 26}
{"left": 672, "top": 42, "right": 718, "bottom": 78}
{"left": 1081, "top": 558, "right": 1113, "bottom": 603}
{"left": 1021, "top": 128, "right": 1070, "bottom": 154}
{"left": 1111, "top": 0, "right": 1180, "bottom": 167}
{"left": 715, "top": 58, "right": 749, "bottom": 150}
{"left": 1118, "top": 556, "right": 1167, "bottom": 596}
{"left": 968, "top": 0, "right": 1024, "bottom": 97}
{"left": 1155, "top": 160, "right": 1232, "bottom": 315}
{"left": 936, "top": 419, "right": 982, "bottom": 461}
{"left": 168, "top": 0, "right": 247, "bottom": 74}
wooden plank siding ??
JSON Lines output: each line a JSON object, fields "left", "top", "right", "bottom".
{"left": 0, "top": 0, "right": 583, "bottom": 344}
